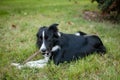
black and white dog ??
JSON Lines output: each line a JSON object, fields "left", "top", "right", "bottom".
{"left": 36, "top": 23, "right": 106, "bottom": 65}
{"left": 11, "top": 23, "right": 106, "bottom": 69}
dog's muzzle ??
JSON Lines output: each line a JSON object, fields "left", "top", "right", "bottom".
{"left": 40, "top": 49, "right": 51, "bottom": 56}
{"left": 41, "top": 48, "right": 47, "bottom": 53}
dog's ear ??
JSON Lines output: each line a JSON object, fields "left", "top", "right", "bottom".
{"left": 48, "top": 23, "right": 59, "bottom": 32}
{"left": 39, "top": 26, "right": 46, "bottom": 31}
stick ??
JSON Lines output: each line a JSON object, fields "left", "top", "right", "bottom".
{"left": 22, "top": 51, "right": 40, "bottom": 64}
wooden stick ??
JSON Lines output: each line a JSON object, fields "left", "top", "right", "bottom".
{"left": 22, "top": 51, "right": 40, "bottom": 64}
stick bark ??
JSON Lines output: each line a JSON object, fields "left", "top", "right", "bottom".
{"left": 22, "top": 51, "right": 40, "bottom": 64}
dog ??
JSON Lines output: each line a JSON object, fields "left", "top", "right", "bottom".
{"left": 11, "top": 23, "right": 106, "bottom": 69}
{"left": 36, "top": 23, "right": 106, "bottom": 65}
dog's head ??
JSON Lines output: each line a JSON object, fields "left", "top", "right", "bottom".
{"left": 36, "top": 23, "right": 61, "bottom": 54}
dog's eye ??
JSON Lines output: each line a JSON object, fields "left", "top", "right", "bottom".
{"left": 39, "top": 36, "right": 42, "bottom": 39}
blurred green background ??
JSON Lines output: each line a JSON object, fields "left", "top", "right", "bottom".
{"left": 0, "top": 0, "right": 120, "bottom": 80}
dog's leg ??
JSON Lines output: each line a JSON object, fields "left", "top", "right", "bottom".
{"left": 53, "top": 50, "right": 63, "bottom": 65}
{"left": 24, "top": 53, "right": 50, "bottom": 68}
{"left": 11, "top": 54, "right": 50, "bottom": 69}
{"left": 24, "top": 59, "right": 48, "bottom": 68}
{"left": 11, "top": 58, "right": 48, "bottom": 69}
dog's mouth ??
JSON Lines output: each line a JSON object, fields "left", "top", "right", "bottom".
{"left": 42, "top": 51, "right": 48, "bottom": 54}
{"left": 41, "top": 50, "right": 51, "bottom": 56}
{"left": 40, "top": 47, "right": 53, "bottom": 57}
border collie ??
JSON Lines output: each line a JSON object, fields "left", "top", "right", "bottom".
{"left": 11, "top": 23, "right": 106, "bottom": 69}
{"left": 36, "top": 23, "right": 106, "bottom": 65}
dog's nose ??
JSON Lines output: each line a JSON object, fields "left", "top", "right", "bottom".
{"left": 41, "top": 48, "right": 47, "bottom": 53}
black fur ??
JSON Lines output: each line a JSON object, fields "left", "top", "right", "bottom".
{"left": 36, "top": 23, "right": 106, "bottom": 65}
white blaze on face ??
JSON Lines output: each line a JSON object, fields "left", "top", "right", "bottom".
{"left": 40, "top": 31, "right": 46, "bottom": 52}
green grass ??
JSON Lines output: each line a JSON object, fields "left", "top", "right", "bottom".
{"left": 0, "top": 0, "right": 120, "bottom": 80}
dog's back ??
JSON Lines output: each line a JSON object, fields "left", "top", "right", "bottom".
{"left": 52, "top": 33, "right": 106, "bottom": 64}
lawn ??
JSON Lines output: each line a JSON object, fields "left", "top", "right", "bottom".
{"left": 0, "top": 0, "right": 120, "bottom": 80}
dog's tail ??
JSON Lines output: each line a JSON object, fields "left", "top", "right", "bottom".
{"left": 75, "top": 31, "right": 87, "bottom": 36}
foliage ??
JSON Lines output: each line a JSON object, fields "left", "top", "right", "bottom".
{"left": 92, "top": 0, "right": 120, "bottom": 17}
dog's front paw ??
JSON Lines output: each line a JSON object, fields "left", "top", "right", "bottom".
{"left": 11, "top": 63, "right": 23, "bottom": 69}
{"left": 11, "top": 62, "right": 47, "bottom": 69}
{"left": 25, "top": 61, "right": 47, "bottom": 68}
